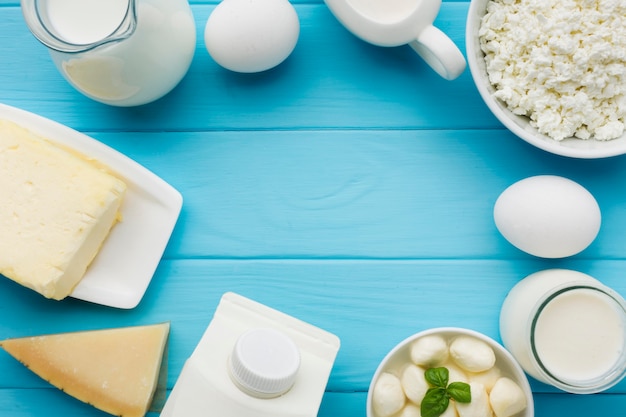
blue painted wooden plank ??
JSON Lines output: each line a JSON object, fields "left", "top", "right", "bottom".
{"left": 0, "top": 4, "right": 497, "bottom": 132}
{"left": 79, "top": 129, "right": 626, "bottom": 260}
{"left": 532, "top": 392, "right": 626, "bottom": 417}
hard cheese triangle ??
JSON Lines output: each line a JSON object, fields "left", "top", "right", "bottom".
{"left": 0, "top": 322, "right": 169, "bottom": 417}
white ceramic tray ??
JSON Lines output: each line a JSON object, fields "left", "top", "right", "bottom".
{"left": 0, "top": 103, "right": 183, "bottom": 309}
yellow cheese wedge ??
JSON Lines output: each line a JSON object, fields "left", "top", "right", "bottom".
{"left": 0, "top": 119, "right": 127, "bottom": 299}
{"left": 0, "top": 322, "right": 169, "bottom": 417}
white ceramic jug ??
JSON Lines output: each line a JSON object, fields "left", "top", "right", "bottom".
{"left": 324, "top": 0, "right": 466, "bottom": 80}
{"left": 21, "top": 0, "right": 196, "bottom": 106}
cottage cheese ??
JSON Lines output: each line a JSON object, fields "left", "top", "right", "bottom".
{"left": 479, "top": 0, "right": 626, "bottom": 141}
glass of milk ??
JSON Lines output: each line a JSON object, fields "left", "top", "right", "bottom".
{"left": 500, "top": 269, "right": 626, "bottom": 394}
{"left": 20, "top": 0, "right": 196, "bottom": 106}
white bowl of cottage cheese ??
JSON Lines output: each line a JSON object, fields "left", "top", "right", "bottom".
{"left": 466, "top": 0, "right": 626, "bottom": 158}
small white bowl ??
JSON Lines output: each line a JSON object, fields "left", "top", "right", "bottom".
{"left": 465, "top": 0, "right": 626, "bottom": 159}
{"left": 366, "top": 327, "right": 534, "bottom": 417}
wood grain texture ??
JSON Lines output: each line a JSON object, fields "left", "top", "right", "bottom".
{"left": 83, "top": 130, "right": 626, "bottom": 260}
{"left": 1, "top": 1, "right": 626, "bottom": 417}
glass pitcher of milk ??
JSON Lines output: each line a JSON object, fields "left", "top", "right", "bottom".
{"left": 21, "top": 0, "right": 196, "bottom": 106}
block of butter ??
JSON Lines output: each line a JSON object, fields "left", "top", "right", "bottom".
{"left": 0, "top": 119, "right": 127, "bottom": 300}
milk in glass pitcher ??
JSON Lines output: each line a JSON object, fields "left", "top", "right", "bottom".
{"left": 21, "top": 0, "right": 196, "bottom": 106}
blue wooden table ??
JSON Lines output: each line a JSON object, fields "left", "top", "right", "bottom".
{"left": 2, "top": 1, "right": 626, "bottom": 416}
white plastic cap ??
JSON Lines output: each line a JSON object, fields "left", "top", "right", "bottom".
{"left": 229, "top": 327, "right": 301, "bottom": 398}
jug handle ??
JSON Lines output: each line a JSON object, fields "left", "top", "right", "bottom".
{"left": 409, "top": 25, "right": 466, "bottom": 81}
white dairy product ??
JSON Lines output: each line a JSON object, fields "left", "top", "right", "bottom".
{"left": 0, "top": 120, "right": 126, "bottom": 300}
{"left": 346, "top": 0, "right": 416, "bottom": 23}
{"left": 499, "top": 269, "right": 626, "bottom": 393}
{"left": 534, "top": 288, "right": 624, "bottom": 381}
{"left": 471, "top": 366, "right": 501, "bottom": 393}
{"left": 36, "top": 0, "right": 196, "bottom": 106}
{"left": 372, "top": 372, "right": 406, "bottom": 417}
{"left": 409, "top": 334, "right": 449, "bottom": 367}
{"left": 368, "top": 330, "right": 529, "bottom": 417}
{"left": 455, "top": 382, "right": 491, "bottom": 417}
{"left": 43, "top": 0, "right": 130, "bottom": 44}
{"left": 449, "top": 336, "right": 496, "bottom": 373}
{"left": 489, "top": 377, "right": 527, "bottom": 417}
{"left": 160, "top": 292, "right": 340, "bottom": 417}
{"left": 400, "top": 364, "right": 428, "bottom": 405}
{"left": 447, "top": 362, "right": 468, "bottom": 384}
{"left": 479, "top": 0, "right": 626, "bottom": 140}
{"left": 397, "top": 404, "right": 422, "bottom": 417}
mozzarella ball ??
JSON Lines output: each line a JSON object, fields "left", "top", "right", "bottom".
{"left": 410, "top": 335, "right": 449, "bottom": 367}
{"left": 372, "top": 372, "right": 406, "bottom": 417}
{"left": 441, "top": 402, "right": 459, "bottom": 417}
{"left": 415, "top": 401, "right": 458, "bottom": 417}
{"left": 489, "top": 377, "right": 527, "bottom": 417}
{"left": 450, "top": 336, "right": 496, "bottom": 372}
{"left": 468, "top": 365, "right": 502, "bottom": 393}
{"left": 456, "top": 382, "right": 493, "bottom": 417}
{"left": 398, "top": 404, "right": 421, "bottom": 417}
{"left": 447, "top": 362, "right": 469, "bottom": 384}
{"left": 400, "top": 364, "right": 429, "bottom": 405}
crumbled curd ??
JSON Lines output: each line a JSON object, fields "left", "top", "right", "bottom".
{"left": 479, "top": 0, "right": 626, "bottom": 140}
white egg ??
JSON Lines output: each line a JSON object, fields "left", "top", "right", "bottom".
{"left": 204, "top": 0, "right": 300, "bottom": 73}
{"left": 493, "top": 175, "right": 601, "bottom": 258}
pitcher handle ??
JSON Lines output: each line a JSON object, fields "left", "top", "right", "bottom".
{"left": 409, "top": 25, "right": 466, "bottom": 81}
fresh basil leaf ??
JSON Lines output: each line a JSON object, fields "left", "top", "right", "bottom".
{"left": 421, "top": 367, "right": 472, "bottom": 417}
{"left": 447, "top": 381, "right": 472, "bottom": 403}
{"left": 421, "top": 387, "right": 450, "bottom": 417}
{"left": 425, "top": 367, "right": 449, "bottom": 388}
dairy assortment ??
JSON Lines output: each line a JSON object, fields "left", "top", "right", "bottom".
{"left": 0, "top": 323, "right": 170, "bottom": 417}
{"left": 7, "top": 0, "right": 626, "bottom": 415}
{"left": 371, "top": 333, "right": 528, "bottom": 417}
{"left": 479, "top": 0, "right": 626, "bottom": 141}
{"left": 0, "top": 119, "right": 126, "bottom": 299}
